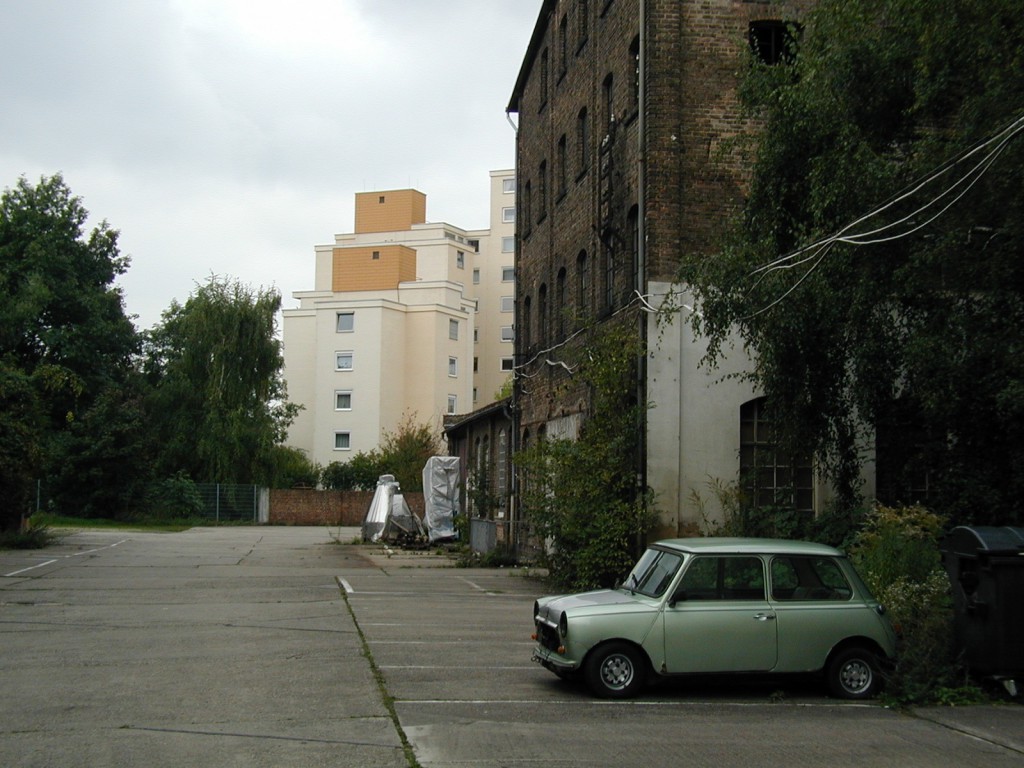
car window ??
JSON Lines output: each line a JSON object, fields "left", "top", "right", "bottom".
{"left": 679, "top": 556, "right": 765, "bottom": 601}
{"left": 770, "top": 556, "right": 853, "bottom": 600}
{"left": 623, "top": 549, "right": 683, "bottom": 598}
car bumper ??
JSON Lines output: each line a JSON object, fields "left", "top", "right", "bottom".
{"left": 532, "top": 646, "right": 579, "bottom": 672}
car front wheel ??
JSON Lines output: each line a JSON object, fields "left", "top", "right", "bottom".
{"left": 584, "top": 642, "right": 645, "bottom": 699}
{"left": 827, "top": 646, "right": 880, "bottom": 700}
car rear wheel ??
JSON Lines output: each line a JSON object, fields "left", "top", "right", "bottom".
{"left": 827, "top": 646, "right": 880, "bottom": 700}
{"left": 584, "top": 642, "right": 645, "bottom": 699}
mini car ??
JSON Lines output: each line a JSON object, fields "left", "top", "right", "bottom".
{"left": 532, "top": 538, "right": 897, "bottom": 699}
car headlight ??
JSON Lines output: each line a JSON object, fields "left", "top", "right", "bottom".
{"left": 559, "top": 611, "right": 568, "bottom": 639}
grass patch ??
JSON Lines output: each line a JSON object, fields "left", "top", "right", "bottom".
{"left": 338, "top": 581, "right": 422, "bottom": 768}
{"left": 30, "top": 512, "right": 198, "bottom": 533}
{"left": 0, "top": 522, "right": 58, "bottom": 550}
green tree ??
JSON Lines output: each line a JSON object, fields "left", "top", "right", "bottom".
{"left": 48, "top": 376, "right": 155, "bottom": 518}
{"left": 267, "top": 445, "right": 320, "bottom": 489}
{"left": 377, "top": 414, "right": 443, "bottom": 492}
{"left": 144, "top": 276, "right": 298, "bottom": 485}
{"left": 683, "top": 0, "right": 1024, "bottom": 524}
{"left": 345, "top": 451, "right": 387, "bottom": 491}
{"left": 321, "top": 460, "right": 360, "bottom": 491}
{"left": 0, "top": 174, "right": 140, "bottom": 525}
{"left": 321, "top": 416, "right": 443, "bottom": 492}
{"left": 0, "top": 364, "right": 44, "bottom": 524}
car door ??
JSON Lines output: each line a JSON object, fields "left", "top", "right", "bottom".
{"left": 769, "top": 555, "right": 867, "bottom": 672}
{"left": 662, "top": 555, "right": 778, "bottom": 673}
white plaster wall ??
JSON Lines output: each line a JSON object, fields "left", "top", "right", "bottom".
{"left": 645, "top": 281, "right": 759, "bottom": 535}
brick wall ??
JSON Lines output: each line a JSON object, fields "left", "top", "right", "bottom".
{"left": 269, "top": 489, "right": 426, "bottom": 526}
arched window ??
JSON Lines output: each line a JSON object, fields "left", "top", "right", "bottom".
{"left": 538, "top": 283, "right": 549, "bottom": 347}
{"left": 629, "top": 35, "right": 641, "bottom": 110}
{"left": 576, "top": 250, "right": 590, "bottom": 323}
{"left": 603, "top": 244, "right": 615, "bottom": 312}
{"left": 556, "top": 268, "right": 567, "bottom": 340}
{"left": 628, "top": 205, "right": 640, "bottom": 298}
{"left": 538, "top": 159, "right": 548, "bottom": 222}
{"left": 557, "top": 135, "right": 567, "bottom": 199}
{"left": 602, "top": 72, "right": 614, "bottom": 131}
{"left": 497, "top": 429, "right": 508, "bottom": 510}
{"left": 740, "top": 398, "right": 814, "bottom": 513}
{"left": 577, "top": 107, "right": 590, "bottom": 173}
{"left": 523, "top": 180, "right": 533, "bottom": 237}
{"left": 521, "top": 295, "right": 532, "bottom": 352}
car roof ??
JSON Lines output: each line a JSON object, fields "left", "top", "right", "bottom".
{"left": 653, "top": 537, "right": 845, "bottom": 557}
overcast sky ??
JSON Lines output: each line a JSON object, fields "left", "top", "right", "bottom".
{"left": 0, "top": 0, "right": 538, "bottom": 331}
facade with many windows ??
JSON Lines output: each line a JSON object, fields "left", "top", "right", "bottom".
{"left": 507, "top": 0, "right": 868, "bottom": 537}
{"left": 282, "top": 172, "right": 516, "bottom": 467}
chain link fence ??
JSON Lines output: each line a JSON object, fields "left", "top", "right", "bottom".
{"left": 194, "top": 484, "right": 267, "bottom": 523}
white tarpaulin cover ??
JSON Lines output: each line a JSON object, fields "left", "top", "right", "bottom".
{"left": 362, "top": 474, "right": 427, "bottom": 543}
{"left": 361, "top": 475, "right": 396, "bottom": 543}
{"left": 422, "top": 456, "right": 460, "bottom": 542}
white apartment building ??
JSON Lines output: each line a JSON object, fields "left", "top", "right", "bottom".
{"left": 283, "top": 171, "right": 516, "bottom": 467}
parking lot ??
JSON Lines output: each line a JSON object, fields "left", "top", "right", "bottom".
{"left": 1, "top": 526, "right": 1021, "bottom": 767}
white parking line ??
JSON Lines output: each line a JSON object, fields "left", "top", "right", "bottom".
{"left": 3, "top": 539, "right": 129, "bottom": 578}
{"left": 380, "top": 665, "right": 534, "bottom": 670}
{"left": 4, "top": 560, "right": 58, "bottom": 577}
{"left": 398, "top": 699, "right": 878, "bottom": 708}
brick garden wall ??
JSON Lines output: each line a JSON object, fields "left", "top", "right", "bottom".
{"left": 269, "top": 489, "right": 426, "bottom": 526}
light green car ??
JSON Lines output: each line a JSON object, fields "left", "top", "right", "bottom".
{"left": 532, "top": 538, "right": 898, "bottom": 699}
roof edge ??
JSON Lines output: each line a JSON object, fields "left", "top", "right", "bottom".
{"left": 506, "top": 0, "right": 557, "bottom": 114}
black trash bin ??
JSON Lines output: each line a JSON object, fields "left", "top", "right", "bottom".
{"left": 940, "top": 526, "right": 1024, "bottom": 686}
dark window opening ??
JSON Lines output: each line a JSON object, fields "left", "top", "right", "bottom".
{"left": 749, "top": 20, "right": 800, "bottom": 66}
{"left": 576, "top": 250, "right": 590, "bottom": 324}
{"left": 539, "top": 47, "right": 549, "bottom": 109}
{"left": 740, "top": 398, "right": 813, "bottom": 513}
{"left": 577, "top": 107, "right": 590, "bottom": 174}
{"left": 630, "top": 36, "right": 641, "bottom": 109}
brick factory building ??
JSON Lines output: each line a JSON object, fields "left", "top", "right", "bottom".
{"left": 505, "top": 0, "right": 866, "bottom": 539}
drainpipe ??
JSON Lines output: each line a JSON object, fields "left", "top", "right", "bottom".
{"left": 637, "top": 0, "right": 649, "bottom": 543}
{"left": 505, "top": 108, "right": 521, "bottom": 554}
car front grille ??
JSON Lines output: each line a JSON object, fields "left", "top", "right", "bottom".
{"left": 535, "top": 621, "right": 560, "bottom": 652}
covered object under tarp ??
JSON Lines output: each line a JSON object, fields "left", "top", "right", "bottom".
{"left": 422, "top": 456, "right": 460, "bottom": 542}
{"left": 362, "top": 475, "right": 426, "bottom": 544}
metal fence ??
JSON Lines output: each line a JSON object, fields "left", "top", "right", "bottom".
{"left": 194, "top": 484, "right": 268, "bottom": 523}
{"left": 470, "top": 518, "right": 497, "bottom": 554}
{"left": 469, "top": 517, "right": 541, "bottom": 563}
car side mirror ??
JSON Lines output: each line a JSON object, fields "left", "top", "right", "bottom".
{"left": 668, "top": 589, "right": 687, "bottom": 607}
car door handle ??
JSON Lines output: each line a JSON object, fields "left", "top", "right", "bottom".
{"left": 753, "top": 613, "right": 776, "bottom": 621}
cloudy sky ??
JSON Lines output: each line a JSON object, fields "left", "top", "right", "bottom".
{"left": 0, "top": 0, "right": 538, "bottom": 331}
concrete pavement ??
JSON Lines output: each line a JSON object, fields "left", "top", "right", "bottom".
{"left": 2, "top": 526, "right": 1021, "bottom": 767}
{"left": 1, "top": 526, "right": 405, "bottom": 767}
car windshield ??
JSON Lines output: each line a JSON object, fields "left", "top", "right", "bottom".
{"left": 622, "top": 548, "right": 684, "bottom": 598}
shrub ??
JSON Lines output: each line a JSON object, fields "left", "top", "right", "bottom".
{"left": 850, "top": 504, "right": 957, "bottom": 704}
{"left": 268, "top": 445, "right": 320, "bottom": 488}
{"left": 0, "top": 519, "right": 56, "bottom": 550}
{"left": 146, "top": 472, "right": 204, "bottom": 519}
{"left": 692, "top": 476, "right": 864, "bottom": 547}
{"left": 515, "top": 320, "right": 655, "bottom": 589}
